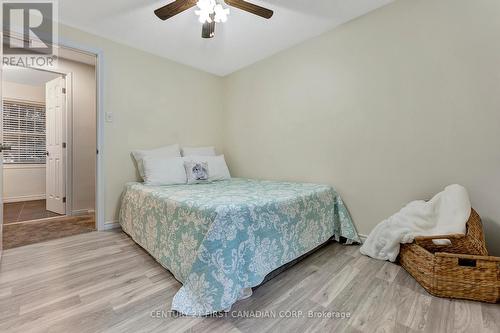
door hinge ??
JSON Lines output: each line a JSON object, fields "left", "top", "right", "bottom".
{"left": 62, "top": 142, "right": 67, "bottom": 148}
{"left": 63, "top": 197, "right": 67, "bottom": 203}
{"left": 62, "top": 88, "right": 66, "bottom": 94}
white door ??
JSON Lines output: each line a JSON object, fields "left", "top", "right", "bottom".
{"left": 46, "top": 77, "right": 66, "bottom": 215}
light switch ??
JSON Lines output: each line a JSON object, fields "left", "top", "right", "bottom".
{"left": 105, "top": 112, "right": 114, "bottom": 123}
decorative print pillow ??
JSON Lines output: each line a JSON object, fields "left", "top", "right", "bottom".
{"left": 183, "top": 155, "right": 231, "bottom": 182}
{"left": 184, "top": 161, "right": 210, "bottom": 184}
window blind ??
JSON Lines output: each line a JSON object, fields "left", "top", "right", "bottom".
{"left": 2, "top": 100, "right": 46, "bottom": 164}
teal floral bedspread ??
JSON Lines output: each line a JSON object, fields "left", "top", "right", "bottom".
{"left": 119, "top": 178, "right": 360, "bottom": 315}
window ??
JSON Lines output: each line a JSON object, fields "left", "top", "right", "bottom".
{"left": 2, "top": 100, "right": 46, "bottom": 164}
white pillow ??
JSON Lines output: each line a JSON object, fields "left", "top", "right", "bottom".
{"left": 181, "top": 146, "right": 216, "bottom": 157}
{"left": 142, "top": 156, "right": 187, "bottom": 186}
{"left": 132, "top": 144, "right": 181, "bottom": 180}
{"left": 183, "top": 155, "right": 231, "bottom": 181}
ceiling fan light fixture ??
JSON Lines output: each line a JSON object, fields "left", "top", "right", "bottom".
{"left": 154, "top": 0, "right": 273, "bottom": 39}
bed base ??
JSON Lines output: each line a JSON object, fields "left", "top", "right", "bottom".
{"left": 256, "top": 236, "right": 356, "bottom": 289}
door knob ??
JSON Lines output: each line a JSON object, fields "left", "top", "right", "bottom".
{"left": 0, "top": 143, "right": 12, "bottom": 152}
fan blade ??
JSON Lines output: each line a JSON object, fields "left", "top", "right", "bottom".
{"left": 154, "top": 0, "right": 197, "bottom": 20}
{"left": 225, "top": 0, "right": 273, "bottom": 19}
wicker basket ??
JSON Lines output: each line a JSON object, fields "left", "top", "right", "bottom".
{"left": 399, "top": 209, "right": 500, "bottom": 303}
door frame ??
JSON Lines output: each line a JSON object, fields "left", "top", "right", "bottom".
{"left": 59, "top": 40, "right": 106, "bottom": 232}
{"left": 1, "top": 33, "right": 106, "bottom": 231}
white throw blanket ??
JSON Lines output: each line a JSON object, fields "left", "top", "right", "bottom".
{"left": 360, "top": 184, "right": 471, "bottom": 262}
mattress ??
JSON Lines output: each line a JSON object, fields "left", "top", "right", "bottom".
{"left": 119, "top": 178, "right": 360, "bottom": 315}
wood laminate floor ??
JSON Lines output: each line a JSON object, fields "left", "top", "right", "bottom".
{"left": 2, "top": 214, "right": 96, "bottom": 249}
{"left": 0, "top": 231, "right": 498, "bottom": 333}
{"left": 4, "top": 200, "right": 61, "bottom": 224}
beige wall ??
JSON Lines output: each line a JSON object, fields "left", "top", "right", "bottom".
{"left": 222, "top": 0, "right": 500, "bottom": 255}
{"left": 3, "top": 165, "right": 46, "bottom": 202}
{"left": 58, "top": 25, "right": 224, "bottom": 224}
{"left": 54, "top": 58, "right": 97, "bottom": 213}
{"left": 3, "top": 81, "right": 45, "bottom": 103}
{"left": 2, "top": 82, "right": 46, "bottom": 202}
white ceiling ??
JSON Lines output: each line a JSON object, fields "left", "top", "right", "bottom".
{"left": 59, "top": 0, "right": 393, "bottom": 76}
{"left": 3, "top": 66, "right": 61, "bottom": 86}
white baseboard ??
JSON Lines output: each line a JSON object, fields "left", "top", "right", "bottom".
{"left": 358, "top": 234, "right": 367, "bottom": 244}
{"left": 4, "top": 194, "right": 46, "bottom": 203}
{"left": 103, "top": 221, "right": 121, "bottom": 230}
{"left": 71, "top": 209, "right": 95, "bottom": 216}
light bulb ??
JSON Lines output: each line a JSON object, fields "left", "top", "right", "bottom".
{"left": 196, "top": 0, "right": 229, "bottom": 24}
{"left": 214, "top": 4, "right": 229, "bottom": 23}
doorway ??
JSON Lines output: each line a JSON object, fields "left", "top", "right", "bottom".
{"left": 3, "top": 67, "right": 63, "bottom": 222}
{"left": 1, "top": 52, "right": 98, "bottom": 249}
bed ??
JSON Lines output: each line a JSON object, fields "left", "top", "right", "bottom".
{"left": 119, "top": 178, "right": 360, "bottom": 315}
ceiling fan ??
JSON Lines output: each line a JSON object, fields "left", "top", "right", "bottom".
{"left": 154, "top": 0, "right": 274, "bottom": 39}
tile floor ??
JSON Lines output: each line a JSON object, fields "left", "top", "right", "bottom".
{"left": 3, "top": 199, "right": 61, "bottom": 224}
{"left": 2, "top": 213, "right": 96, "bottom": 249}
